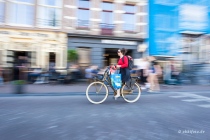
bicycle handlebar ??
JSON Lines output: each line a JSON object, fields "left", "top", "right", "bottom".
{"left": 104, "top": 65, "right": 117, "bottom": 75}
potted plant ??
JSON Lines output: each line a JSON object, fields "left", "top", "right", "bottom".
{"left": 13, "top": 80, "right": 26, "bottom": 94}
{"left": 67, "top": 49, "right": 78, "bottom": 64}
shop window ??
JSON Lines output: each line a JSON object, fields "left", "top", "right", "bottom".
{"left": 37, "top": 0, "right": 62, "bottom": 28}
{"left": 123, "top": 4, "right": 136, "bottom": 32}
{"left": 77, "top": 48, "right": 90, "bottom": 67}
{"left": 8, "top": 0, "right": 35, "bottom": 26}
{"left": 77, "top": 0, "right": 90, "bottom": 28}
{"left": 0, "top": 1, "right": 5, "bottom": 23}
{"left": 101, "top": 2, "right": 114, "bottom": 35}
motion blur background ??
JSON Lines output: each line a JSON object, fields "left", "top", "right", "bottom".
{"left": 0, "top": 0, "right": 210, "bottom": 86}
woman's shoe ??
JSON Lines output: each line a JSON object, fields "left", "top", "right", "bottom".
{"left": 114, "top": 95, "right": 120, "bottom": 100}
{"left": 114, "top": 90, "right": 121, "bottom": 100}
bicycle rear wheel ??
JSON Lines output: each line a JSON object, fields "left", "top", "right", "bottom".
{"left": 121, "top": 82, "right": 141, "bottom": 103}
{"left": 86, "top": 81, "right": 108, "bottom": 104}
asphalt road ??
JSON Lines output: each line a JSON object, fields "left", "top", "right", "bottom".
{"left": 0, "top": 92, "right": 210, "bottom": 140}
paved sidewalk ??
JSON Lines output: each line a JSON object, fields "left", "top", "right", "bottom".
{"left": 0, "top": 83, "right": 88, "bottom": 94}
{"left": 0, "top": 82, "right": 210, "bottom": 96}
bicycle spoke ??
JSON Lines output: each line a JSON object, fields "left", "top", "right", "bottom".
{"left": 86, "top": 81, "right": 108, "bottom": 104}
{"left": 121, "top": 82, "right": 141, "bottom": 103}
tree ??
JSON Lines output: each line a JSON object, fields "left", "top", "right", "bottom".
{"left": 67, "top": 49, "right": 78, "bottom": 63}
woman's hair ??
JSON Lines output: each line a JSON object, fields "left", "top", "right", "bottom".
{"left": 119, "top": 48, "right": 127, "bottom": 55}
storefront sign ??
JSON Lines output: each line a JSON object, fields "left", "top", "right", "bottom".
{"left": 101, "top": 40, "right": 137, "bottom": 45}
{"left": 137, "top": 43, "right": 147, "bottom": 52}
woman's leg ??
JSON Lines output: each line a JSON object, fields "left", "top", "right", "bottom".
{"left": 149, "top": 74, "right": 155, "bottom": 91}
{"left": 114, "top": 89, "right": 121, "bottom": 100}
{"left": 146, "top": 75, "right": 151, "bottom": 89}
{"left": 154, "top": 75, "right": 160, "bottom": 91}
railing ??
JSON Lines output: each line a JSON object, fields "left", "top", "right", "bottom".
{"left": 37, "top": 18, "right": 61, "bottom": 27}
{"left": 77, "top": 19, "right": 89, "bottom": 28}
{"left": 100, "top": 23, "right": 115, "bottom": 29}
{"left": 100, "top": 23, "right": 115, "bottom": 35}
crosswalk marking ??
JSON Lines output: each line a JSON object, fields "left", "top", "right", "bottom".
{"left": 170, "top": 93, "right": 205, "bottom": 98}
{"left": 197, "top": 104, "right": 210, "bottom": 108}
{"left": 169, "top": 92, "right": 210, "bottom": 108}
{"left": 182, "top": 98, "right": 210, "bottom": 102}
{"left": 170, "top": 95, "right": 190, "bottom": 98}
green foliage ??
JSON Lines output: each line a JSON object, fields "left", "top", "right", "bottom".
{"left": 67, "top": 49, "right": 78, "bottom": 62}
{"left": 13, "top": 80, "right": 26, "bottom": 85}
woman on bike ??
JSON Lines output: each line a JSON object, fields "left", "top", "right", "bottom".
{"left": 114, "top": 48, "right": 130, "bottom": 99}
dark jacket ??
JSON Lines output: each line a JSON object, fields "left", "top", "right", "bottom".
{"left": 120, "top": 67, "right": 130, "bottom": 83}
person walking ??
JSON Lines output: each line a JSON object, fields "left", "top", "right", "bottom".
{"left": 85, "top": 66, "right": 93, "bottom": 83}
{"left": 115, "top": 48, "right": 131, "bottom": 99}
{"left": 147, "top": 61, "right": 162, "bottom": 92}
{"left": 138, "top": 58, "right": 150, "bottom": 89}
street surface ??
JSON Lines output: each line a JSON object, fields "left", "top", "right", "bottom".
{"left": 0, "top": 91, "right": 210, "bottom": 140}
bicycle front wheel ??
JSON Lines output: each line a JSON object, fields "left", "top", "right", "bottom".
{"left": 121, "top": 82, "right": 141, "bottom": 103}
{"left": 86, "top": 81, "right": 108, "bottom": 104}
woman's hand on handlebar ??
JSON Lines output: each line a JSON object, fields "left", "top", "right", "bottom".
{"left": 116, "top": 65, "right": 121, "bottom": 68}
{"left": 111, "top": 65, "right": 116, "bottom": 70}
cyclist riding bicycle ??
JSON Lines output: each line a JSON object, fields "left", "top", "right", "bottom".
{"left": 114, "top": 48, "right": 131, "bottom": 100}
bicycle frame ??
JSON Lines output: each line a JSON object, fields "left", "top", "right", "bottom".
{"left": 95, "top": 67, "right": 118, "bottom": 95}
{"left": 94, "top": 67, "right": 141, "bottom": 95}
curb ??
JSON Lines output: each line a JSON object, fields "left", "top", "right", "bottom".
{"left": 0, "top": 91, "right": 175, "bottom": 97}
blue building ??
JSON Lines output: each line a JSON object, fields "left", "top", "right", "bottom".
{"left": 149, "top": 0, "right": 210, "bottom": 82}
{"left": 149, "top": 0, "right": 210, "bottom": 59}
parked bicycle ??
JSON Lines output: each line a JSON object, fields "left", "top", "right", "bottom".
{"left": 86, "top": 66, "right": 141, "bottom": 104}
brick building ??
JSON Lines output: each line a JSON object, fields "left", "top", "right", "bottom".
{"left": 0, "top": 0, "right": 148, "bottom": 70}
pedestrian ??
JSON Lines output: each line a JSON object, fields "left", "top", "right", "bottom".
{"left": 91, "top": 65, "right": 99, "bottom": 77}
{"left": 28, "top": 66, "right": 42, "bottom": 83}
{"left": 115, "top": 48, "right": 131, "bottom": 99}
{"left": 139, "top": 58, "right": 150, "bottom": 89}
{"left": 85, "top": 65, "right": 93, "bottom": 83}
{"left": 147, "top": 61, "right": 162, "bottom": 92}
{"left": 0, "top": 65, "right": 4, "bottom": 86}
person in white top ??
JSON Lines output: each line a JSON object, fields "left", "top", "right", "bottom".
{"left": 137, "top": 58, "right": 150, "bottom": 90}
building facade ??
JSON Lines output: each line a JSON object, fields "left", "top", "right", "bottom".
{"left": 0, "top": 0, "right": 148, "bottom": 70}
{"left": 63, "top": 0, "right": 148, "bottom": 68}
{"left": 0, "top": 0, "right": 67, "bottom": 69}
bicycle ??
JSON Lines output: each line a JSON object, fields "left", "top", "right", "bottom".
{"left": 86, "top": 66, "right": 142, "bottom": 104}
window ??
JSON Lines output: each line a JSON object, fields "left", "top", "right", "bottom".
{"left": 101, "top": 2, "right": 113, "bottom": 25}
{"left": 77, "top": 0, "right": 90, "bottom": 28}
{"left": 100, "top": 2, "right": 114, "bottom": 35}
{"left": 8, "top": 0, "right": 35, "bottom": 26}
{"left": 0, "top": 1, "right": 5, "bottom": 23}
{"left": 155, "top": 14, "right": 176, "bottom": 30}
{"left": 38, "top": 0, "right": 62, "bottom": 27}
{"left": 39, "top": 0, "right": 62, "bottom": 6}
{"left": 123, "top": 4, "right": 136, "bottom": 31}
